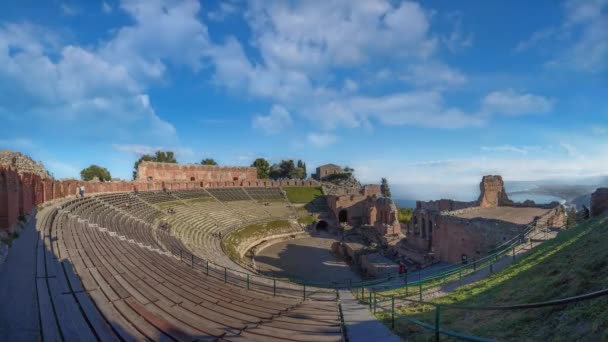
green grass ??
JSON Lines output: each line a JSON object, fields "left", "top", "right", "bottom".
{"left": 223, "top": 220, "right": 293, "bottom": 260}
{"left": 283, "top": 186, "right": 323, "bottom": 204}
{"left": 298, "top": 215, "right": 316, "bottom": 226}
{"left": 377, "top": 216, "right": 608, "bottom": 341}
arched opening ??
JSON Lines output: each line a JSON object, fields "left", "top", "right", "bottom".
{"left": 421, "top": 219, "right": 426, "bottom": 239}
{"left": 413, "top": 216, "right": 418, "bottom": 235}
{"left": 316, "top": 220, "right": 328, "bottom": 231}
{"left": 190, "top": 177, "right": 195, "bottom": 181}
{"left": 338, "top": 209, "right": 348, "bottom": 223}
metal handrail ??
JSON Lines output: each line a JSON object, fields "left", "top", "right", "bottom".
{"left": 360, "top": 223, "right": 601, "bottom": 341}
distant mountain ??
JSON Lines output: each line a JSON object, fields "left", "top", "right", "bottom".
{"left": 395, "top": 199, "right": 417, "bottom": 208}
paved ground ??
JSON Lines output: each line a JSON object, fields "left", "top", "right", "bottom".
{"left": 254, "top": 234, "right": 361, "bottom": 284}
{"left": 0, "top": 216, "right": 40, "bottom": 341}
{"left": 453, "top": 206, "right": 550, "bottom": 224}
{"left": 339, "top": 290, "right": 403, "bottom": 342}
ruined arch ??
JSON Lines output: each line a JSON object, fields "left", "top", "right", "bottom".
{"left": 338, "top": 209, "right": 348, "bottom": 223}
{"left": 316, "top": 220, "right": 328, "bottom": 231}
{"left": 421, "top": 218, "right": 426, "bottom": 239}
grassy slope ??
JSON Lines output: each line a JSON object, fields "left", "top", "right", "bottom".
{"left": 383, "top": 216, "right": 608, "bottom": 341}
{"left": 283, "top": 186, "right": 323, "bottom": 204}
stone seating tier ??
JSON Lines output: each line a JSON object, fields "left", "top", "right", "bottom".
{"left": 35, "top": 203, "right": 342, "bottom": 341}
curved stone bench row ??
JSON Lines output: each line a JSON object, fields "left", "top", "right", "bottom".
{"left": 36, "top": 203, "right": 343, "bottom": 341}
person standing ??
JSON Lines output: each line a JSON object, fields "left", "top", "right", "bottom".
{"left": 79, "top": 185, "right": 85, "bottom": 198}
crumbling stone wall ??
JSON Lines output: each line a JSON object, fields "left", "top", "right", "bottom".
{"left": 0, "top": 150, "right": 50, "bottom": 178}
{"left": 404, "top": 175, "right": 565, "bottom": 263}
{"left": 136, "top": 161, "right": 257, "bottom": 182}
{"left": 0, "top": 165, "right": 318, "bottom": 231}
{"left": 326, "top": 185, "right": 400, "bottom": 236}
{"left": 478, "top": 175, "right": 512, "bottom": 208}
{"left": 417, "top": 199, "right": 476, "bottom": 212}
{"left": 591, "top": 188, "right": 608, "bottom": 217}
{"left": 313, "top": 164, "right": 343, "bottom": 180}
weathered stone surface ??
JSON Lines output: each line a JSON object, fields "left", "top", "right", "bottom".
{"left": 405, "top": 175, "right": 566, "bottom": 264}
{"left": 313, "top": 164, "right": 343, "bottom": 180}
{"left": 136, "top": 161, "right": 257, "bottom": 182}
{"left": 478, "top": 175, "right": 512, "bottom": 208}
{"left": 325, "top": 185, "right": 400, "bottom": 238}
{"left": 590, "top": 188, "right": 608, "bottom": 217}
{"left": 0, "top": 150, "right": 50, "bottom": 179}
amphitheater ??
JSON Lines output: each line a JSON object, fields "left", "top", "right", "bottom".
{"left": 2, "top": 156, "right": 608, "bottom": 341}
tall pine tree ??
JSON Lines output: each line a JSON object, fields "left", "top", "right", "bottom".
{"left": 380, "top": 178, "right": 392, "bottom": 198}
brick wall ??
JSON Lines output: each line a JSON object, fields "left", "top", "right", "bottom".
{"left": 0, "top": 165, "right": 318, "bottom": 231}
{"left": 136, "top": 161, "right": 258, "bottom": 182}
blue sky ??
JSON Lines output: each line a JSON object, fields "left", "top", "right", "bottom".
{"left": 1, "top": 0, "right": 607, "bottom": 200}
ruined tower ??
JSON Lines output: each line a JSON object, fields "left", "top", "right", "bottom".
{"left": 478, "top": 175, "right": 512, "bottom": 208}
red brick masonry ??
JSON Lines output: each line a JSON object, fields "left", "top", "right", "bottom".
{"left": 0, "top": 165, "right": 318, "bottom": 232}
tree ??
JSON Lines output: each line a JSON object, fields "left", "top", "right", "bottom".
{"left": 132, "top": 150, "right": 177, "bottom": 180}
{"left": 567, "top": 207, "right": 577, "bottom": 227}
{"left": 251, "top": 158, "right": 270, "bottom": 179}
{"left": 380, "top": 177, "right": 392, "bottom": 198}
{"left": 80, "top": 165, "right": 112, "bottom": 182}
{"left": 269, "top": 163, "right": 282, "bottom": 180}
{"left": 290, "top": 167, "right": 306, "bottom": 180}
{"left": 201, "top": 158, "right": 218, "bottom": 165}
{"left": 291, "top": 159, "right": 306, "bottom": 179}
{"left": 279, "top": 160, "right": 296, "bottom": 178}
{"left": 344, "top": 166, "right": 354, "bottom": 173}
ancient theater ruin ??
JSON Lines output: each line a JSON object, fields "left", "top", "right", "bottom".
{"left": 136, "top": 161, "right": 257, "bottom": 183}
{"left": 400, "top": 175, "right": 566, "bottom": 264}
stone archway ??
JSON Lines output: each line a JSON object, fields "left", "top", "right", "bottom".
{"left": 338, "top": 209, "right": 348, "bottom": 223}
{"left": 316, "top": 220, "right": 329, "bottom": 231}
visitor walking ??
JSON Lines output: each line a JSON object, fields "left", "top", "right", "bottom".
{"left": 79, "top": 185, "right": 85, "bottom": 198}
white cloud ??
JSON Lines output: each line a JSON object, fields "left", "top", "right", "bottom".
{"left": 441, "top": 12, "right": 473, "bottom": 53}
{"left": 307, "top": 91, "right": 485, "bottom": 130}
{"left": 252, "top": 104, "right": 293, "bottom": 134}
{"left": 517, "top": 0, "right": 608, "bottom": 73}
{"left": 343, "top": 79, "right": 359, "bottom": 93}
{"left": 208, "top": 1, "right": 239, "bottom": 21}
{"left": 245, "top": 0, "right": 436, "bottom": 72}
{"left": 401, "top": 61, "right": 467, "bottom": 88}
{"left": 60, "top": 3, "right": 79, "bottom": 16}
{"left": 481, "top": 89, "right": 554, "bottom": 116}
{"left": 560, "top": 142, "right": 580, "bottom": 157}
{"left": 0, "top": 0, "right": 214, "bottom": 143}
{"left": 481, "top": 145, "right": 530, "bottom": 155}
{"left": 102, "top": 0, "right": 210, "bottom": 80}
{"left": 353, "top": 149, "right": 608, "bottom": 200}
{"left": 307, "top": 133, "right": 338, "bottom": 148}
{"left": 102, "top": 2, "right": 112, "bottom": 13}
{"left": 591, "top": 126, "right": 607, "bottom": 135}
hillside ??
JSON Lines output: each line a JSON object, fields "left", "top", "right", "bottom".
{"left": 385, "top": 216, "right": 608, "bottom": 341}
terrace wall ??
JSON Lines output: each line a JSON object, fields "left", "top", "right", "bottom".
{"left": 0, "top": 165, "right": 318, "bottom": 231}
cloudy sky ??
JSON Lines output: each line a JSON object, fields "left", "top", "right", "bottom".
{"left": 1, "top": 0, "right": 607, "bottom": 200}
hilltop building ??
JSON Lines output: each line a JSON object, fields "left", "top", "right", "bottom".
{"left": 313, "top": 164, "right": 343, "bottom": 180}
